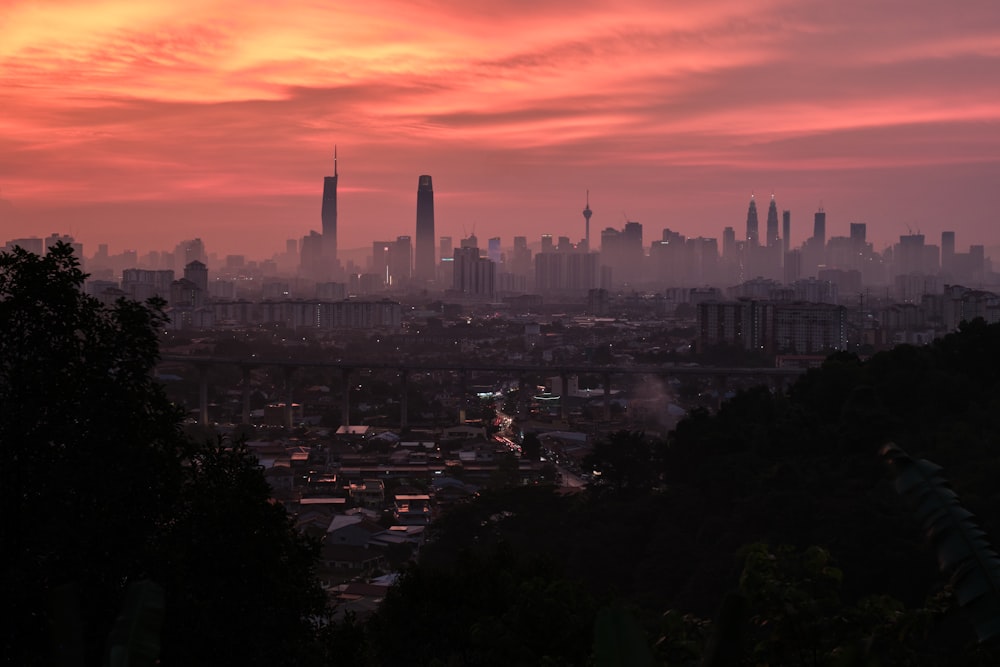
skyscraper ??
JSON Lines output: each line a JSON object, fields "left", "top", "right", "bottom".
{"left": 183, "top": 260, "right": 208, "bottom": 295}
{"left": 415, "top": 175, "right": 435, "bottom": 281}
{"left": 453, "top": 245, "right": 495, "bottom": 298}
{"left": 745, "top": 194, "right": 759, "bottom": 246}
{"left": 813, "top": 207, "right": 826, "bottom": 246}
{"left": 782, "top": 210, "right": 791, "bottom": 257}
{"left": 850, "top": 223, "right": 867, "bottom": 246}
{"left": 941, "top": 231, "right": 956, "bottom": 274}
{"left": 766, "top": 194, "right": 780, "bottom": 247}
{"left": 321, "top": 148, "right": 339, "bottom": 267}
{"left": 487, "top": 237, "right": 501, "bottom": 264}
{"left": 541, "top": 234, "right": 554, "bottom": 254}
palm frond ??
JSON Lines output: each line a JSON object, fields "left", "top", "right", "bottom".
{"left": 882, "top": 442, "right": 1000, "bottom": 644}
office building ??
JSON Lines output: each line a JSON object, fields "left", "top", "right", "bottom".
{"left": 321, "top": 148, "right": 339, "bottom": 268}
{"left": 766, "top": 195, "right": 780, "bottom": 247}
{"left": 813, "top": 208, "right": 826, "bottom": 247}
{"left": 782, "top": 210, "right": 791, "bottom": 257}
{"left": 745, "top": 195, "right": 759, "bottom": 246}
{"left": 415, "top": 175, "right": 435, "bottom": 281}
{"left": 453, "top": 246, "right": 495, "bottom": 299}
{"left": 184, "top": 260, "right": 208, "bottom": 295}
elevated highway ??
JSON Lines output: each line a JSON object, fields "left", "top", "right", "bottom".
{"left": 158, "top": 355, "right": 807, "bottom": 428}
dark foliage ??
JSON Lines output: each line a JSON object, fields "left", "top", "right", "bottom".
{"left": 0, "top": 245, "right": 326, "bottom": 666}
{"left": 367, "top": 544, "right": 597, "bottom": 666}
{"left": 361, "top": 319, "right": 1000, "bottom": 664}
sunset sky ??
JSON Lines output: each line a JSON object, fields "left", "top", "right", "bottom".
{"left": 2, "top": 0, "right": 1000, "bottom": 260}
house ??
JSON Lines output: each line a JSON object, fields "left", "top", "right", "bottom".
{"left": 348, "top": 479, "right": 385, "bottom": 510}
{"left": 326, "top": 514, "right": 386, "bottom": 547}
{"left": 319, "top": 543, "right": 386, "bottom": 584}
{"left": 393, "top": 493, "right": 432, "bottom": 525}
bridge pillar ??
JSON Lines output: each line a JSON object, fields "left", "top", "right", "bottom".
{"left": 459, "top": 369, "right": 469, "bottom": 423}
{"left": 399, "top": 369, "right": 409, "bottom": 431}
{"left": 603, "top": 372, "right": 612, "bottom": 423}
{"left": 341, "top": 367, "right": 352, "bottom": 428}
{"left": 240, "top": 365, "right": 253, "bottom": 425}
{"left": 560, "top": 370, "right": 570, "bottom": 422}
{"left": 715, "top": 374, "right": 728, "bottom": 412}
{"left": 197, "top": 363, "right": 210, "bottom": 427}
{"left": 283, "top": 366, "right": 297, "bottom": 429}
{"left": 518, "top": 372, "right": 529, "bottom": 421}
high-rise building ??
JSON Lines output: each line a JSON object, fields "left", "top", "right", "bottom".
{"left": 184, "top": 260, "right": 208, "bottom": 295}
{"left": 5, "top": 237, "right": 44, "bottom": 255}
{"left": 534, "top": 251, "right": 599, "bottom": 294}
{"left": 941, "top": 231, "right": 956, "bottom": 275}
{"left": 415, "top": 175, "right": 435, "bottom": 281}
{"left": 487, "top": 237, "right": 502, "bottom": 264}
{"left": 453, "top": 246, "right": 495, "bottom": 299}
{"left": 438, "top": 236, "right": 453, "bottom": 284}
{"left": 582, "top": 191, "right": 593, "bottom": 250}
{"left": 439, "top": 237, "right": 453, "bottom": 262}
{"left": 122, "top": 268, "right": 174, "bottom": 301}
{"left": 300, "top": 231, "right": 324, "bottom": 278}
{"left": 893, "top": 234, "right": 928, "bottom": 276}
{"left": 511, "top": 236, "right": 531, "bottom": 277}
{"left": 745, "top": 195, "right": 759, "bottom": 246}
{"left": 321, "top": 148, "right": 339, "bottom": 267}
{"left": 541, "top": 234, "right": 554, "bottom": 254}
{"left": 174, "top": 238, "right": 204, "bottom": 273}
{"left": 622, "top": 221, "right": 644, "bottom": 284}
{"left": 390, "top": 236, "right": 412, "bottom": 285}
{"left": 599, "top": 222, "right": 644, "bottom": 286}
{"left": 722, "top": 226, "right": 737, "bottom": 258}
{"left": 813, "top": 207, "right": 826, "bottom": 246}
{"left": 850, "top": 223, "right": 866, "bottom": 246}
{"left": 372, "top": 241, "right": 392, "bottom": 286}
{"left": 782, "top": 211, "right": 791, "bottom": 257}
{"left": 766, "top": 195, "right": 780, "bottom": 247}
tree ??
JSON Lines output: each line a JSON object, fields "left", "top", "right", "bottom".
{"left": 149, "top": 441, "right": 328, "bottom": 666}
{"left": 583, "top": 430, "right": 656, "bottom": 495}
{"left": 1, "top": 244, "right": 187, "bottom": 665}
{"left": 521, "top": 431, "right": 542, "bottom": 460}
{"left": 0, "top": 245, "right": 326, "bottom": 666}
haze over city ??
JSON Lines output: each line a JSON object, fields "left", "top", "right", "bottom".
{"left": 3, "top": 0, "right": 1000, "bottom": 258}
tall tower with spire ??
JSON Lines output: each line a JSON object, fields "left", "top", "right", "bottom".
{"left": 321, "top": 148, "right": 339, "bottom": 268}
{"left": 766, "top": 193, "right": 780, "bottom": 247}
{"left": 415, "top": 174, "right": 435, "bottom": 281}
{"left": 745, "top": 194, "right": 759, "bottom": 246}
{"left": 582, "top": 190, "right": 593, "bottom": 250}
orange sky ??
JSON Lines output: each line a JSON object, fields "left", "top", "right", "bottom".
{"left": 2, "top": 0, "right": 1000, "bottom": 259}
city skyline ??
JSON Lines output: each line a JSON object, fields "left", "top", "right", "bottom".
{"left": 2, "top": 1, "right": 1000, "bottom": 257}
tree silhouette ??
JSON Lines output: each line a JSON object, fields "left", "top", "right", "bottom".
{"left": 0, "top": 244, "right": 326, "bottom": 666}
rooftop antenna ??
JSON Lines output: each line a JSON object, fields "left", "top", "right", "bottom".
{"left": 334, "top": 145, "right": 338, "bottom": 177}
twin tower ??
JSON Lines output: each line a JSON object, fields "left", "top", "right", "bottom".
{"left": 321, "top": 150, "right": 436, "bottom": 281}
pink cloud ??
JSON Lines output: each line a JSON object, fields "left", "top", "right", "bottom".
{"left": 1, "top": 0, "right": 999, "bottom": 257}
